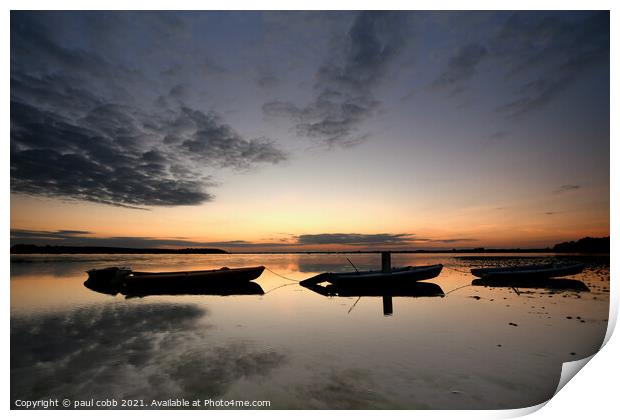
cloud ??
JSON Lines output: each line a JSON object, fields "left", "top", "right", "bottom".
{"left": 170, "top": 107, "right": 287, "bottom": 169}
{"left": 263, "top": 11, "right": 410, "bottom": 147}
{"left": 10, "top": 229, "right": 297, "bottom": 250}
{"left": 256, "top": 67, "right": 280, "bottom": 88}
{"left": 495, "top": 12, "right": 609, "bottom": 117}
{"left": 11, "top": 229, "right": 477, "bottom": 249}
{"left": 11, "top": 229, "right": 220, "bottom": 248}
{"left": 10, "top": 84, "right": 285, "bottom": 208}
{"left": 10, "top": 100, "right": 212, "bottom": 208}
{"left": 554, "top": 184, "right": 581, "bottom": 194}
{"left": 296, "top": 233, "right": 415, "bottom": 246}
{"left": 11, "top": 303, "right": 285, "bottom": 402}
{"left": 299, "top": 368, "right": 390, "bottom": 409}
{"left": 295, "top": 233, "right": 476, "bottom": 246}
{"left": 431, "top": 43, "right": 488, "bottom": 94}
{"left": 488, "top": 131, "right": 509, "bottom": 140}
{"left": 10, "top": 12, "right": 287, "bottom": 208}
{"left": 430, "top": 238, "right": 477, "bottom": 244}
{"left": 426, "top": 12, "right": 608, "bottom": 116}
{"left": 11, "top": 229, "right": 93, "bottom": 241}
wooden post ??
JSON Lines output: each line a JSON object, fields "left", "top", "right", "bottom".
{"left": 381, "top": 251, "right": 391, "bottom": 273}
{"left": 383, "top": 296, "right": 393, "bottom": 316}
{"left": 382, "top": 252, "right": 392, "bottom": 315}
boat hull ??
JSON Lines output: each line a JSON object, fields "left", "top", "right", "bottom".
{"left": 301, "top": 264, "right": 443, "bottom": 286}
{"left": 470, "top": 263, "right": 585, "bottom": 280}
{"left": 85, "top": 266, "right": 265, "bottom": 294}
{"left": 85, "top": 267, "right": 132, "bottom": 289}
{"left": 123, "top": 266, "right": 265, "bottom": 288}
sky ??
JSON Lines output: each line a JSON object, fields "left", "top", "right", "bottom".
{"left": 10, "top": 11, "right": 610, "bottom": 251}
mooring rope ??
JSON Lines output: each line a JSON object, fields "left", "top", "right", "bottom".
{"left": 263, "top": 266, "right": 303, "bottom": 282}
{"left": 443, "top": 283, "right": 475, "bottom": 296}
{"left": 443, "top": 265, "right": 473, "bottom": 275}
{"left": 263, "top": 265, "right": 477, "bottom": 297}
{"left": 347, "top": 296, "right": 362, "bottom": 314}
{"left": 262, "top": 282, "right": 299, "bottom": 295}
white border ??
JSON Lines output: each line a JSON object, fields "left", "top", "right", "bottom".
{"left": 3, "top": 1, "right": 616, "bottom": 419}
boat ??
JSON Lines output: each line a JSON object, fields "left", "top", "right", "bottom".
{"left": 300, "top": 264, "right": 443, "bottom": 286}
{"left": 470, "top": 263, "right": 585, "bottom": 280}
{"left": 84, "top": 277, "right": 265, "bottom": 297}
{"left": 86, "top": 265, "right": 265, "bottom": 289}
{"left": 86, "top": 266, "right": 132, "bottom": 284}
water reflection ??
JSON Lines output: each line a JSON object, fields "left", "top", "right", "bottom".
{"left": 10, "top": 253, "right": 611, "bottom": 409}
{"left": 11, "top": 302, "right": 285, "bottom": 405}
{"left": 300, "top": 280, "right": 444, "bottom": 316}
{"left": 471, "top": 277, "right": 590, "bottom": 291}
{"left": 84, "top": 278, "right": 265, "bottom": 298}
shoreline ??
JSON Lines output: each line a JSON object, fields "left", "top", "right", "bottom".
{"left": 10, "top": 250, "right": 611, "bottom": 256}
{"left": 10, "top": 237, "right": 609, "bottom": 255}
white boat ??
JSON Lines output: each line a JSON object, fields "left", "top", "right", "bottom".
{"left": 301, "top": 264, "right": 443, "bottom": 286}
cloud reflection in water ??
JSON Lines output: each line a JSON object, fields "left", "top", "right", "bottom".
{"left": 11, "top": 303, "right": 286, "bottom": 404}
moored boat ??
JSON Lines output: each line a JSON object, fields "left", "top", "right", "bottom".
{"left": 85, "top": 266, "right": 132, "bottom": 286}
{"left": 86, "top": 265, "right": 265, "bottom": 289}
{"left": 301, "top": 264, "right": 443, "bottom": 286}
{"left": 470, "top": 263, "right": 585, "bottom": 280}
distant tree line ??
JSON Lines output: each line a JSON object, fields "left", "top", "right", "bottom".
{"left": 9, "top": 236, "right": 609, "bottom": 254}
{"left": 10, "top": 244, "right": 229, "bottom": 254}
{"left": 552, "top": 236, "right": 609, "bottom": 253}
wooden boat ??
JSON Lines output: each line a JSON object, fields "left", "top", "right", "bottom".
{"left": 470, "top": 263, "right": 585, "bottom": 280}
{"left": 301, "top": 264, "right": 443, "bottom": 286}
{"left": 86, "top": 265, "right": 265, "bottom": 288}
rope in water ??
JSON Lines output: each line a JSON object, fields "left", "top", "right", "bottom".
{"left": 442, "top": 266, "right": 481, "bottom": 296}
{"left": 263, "top": 266, "right": 303, "bottom": 282}
{"left": 443, "top": 265, "right": 473, "bottom": 275}
{"left": 348, "top": 296, "right": 362, "bottom": 314}
{"left": 443, "top": 283, "right": 474, "bottom": 296}
{"left": 260, "top": 266, "right": 305, "bottom": 295}
{"left": 262, "top": 282, "right": 298, "bottom": 295}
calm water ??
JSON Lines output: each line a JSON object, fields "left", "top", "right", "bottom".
{"left": 10, "top": 253, "right": 609, "bottom": 409}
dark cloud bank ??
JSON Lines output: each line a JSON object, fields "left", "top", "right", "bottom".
{"left": 263, "top": 11, "right": 410, "bottom": 148}
{"left": 296, "top": 233, "right": 475, "bottom": 246}
{"left": 11, "top": 229, "right": 475, "bottom": 249}
{"left": 431, "top": 12, "right": 609, "bottom": 116}
{"left": 11, "top": 12, "right": 286, "bottom": 208}
{"left": 495, "top": 12, "right": 609, "bottom": 117}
